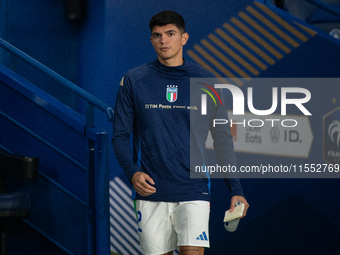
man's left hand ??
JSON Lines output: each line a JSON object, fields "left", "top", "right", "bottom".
{"left": 229, "top": 195, "right": 249, "bottom": 219}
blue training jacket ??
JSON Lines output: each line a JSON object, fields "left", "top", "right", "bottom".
{"left": 112, "top": 59, "right": 244, "bottom": 202}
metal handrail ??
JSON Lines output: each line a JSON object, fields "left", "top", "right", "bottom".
{"left": 0, "top": 37, "right": 114, "bottom": 122}
{"left": 0, "top": 37, "right": 111, "bottom": 254}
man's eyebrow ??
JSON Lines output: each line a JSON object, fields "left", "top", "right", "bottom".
{"left": 165, "top": 30, "right": 177, "bottom": 34}
{"left": 152, "top": 29, "right": 177, "bottom": 35}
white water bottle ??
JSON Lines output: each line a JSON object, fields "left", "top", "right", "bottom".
{"left": 224, "top": 201, "right": 242, "bottom": 232}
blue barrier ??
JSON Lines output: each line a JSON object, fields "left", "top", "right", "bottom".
{"left": 0, "top": 38, "right": 111, "bottom": 254}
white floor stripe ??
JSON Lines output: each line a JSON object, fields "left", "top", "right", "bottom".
{"left": 110, "top": 235, "right": 133, "bottom": 255}
{"left": 110, "top": 195, "right": 137, "bottom": 226}
{"left": 110, "top": 227, "right": 140, "bottom": 255}
{"left": 110, "top": 182, "right": 134, "bottom": 209}
{"left": 109, "top": 177, "right": 143, "bottom": 254}
{"left": 109, "top": 206, "right": 139, "bottom": 240}
{"left": 110, "top": 218, "right": 142, "bottom": 253}
{"left": 113, "top": 177, "right": 133, "bottom": 196}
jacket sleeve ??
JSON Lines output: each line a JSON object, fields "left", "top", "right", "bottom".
{"left": 112, "top": 75, "right": 141, "bottom": 182}
{"left": 209, "top": 88, "right": 244, "bottom": 198}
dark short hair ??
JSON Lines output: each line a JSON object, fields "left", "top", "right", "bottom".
{"left": 149, "top": 10, "right": 185, "bottom": 33}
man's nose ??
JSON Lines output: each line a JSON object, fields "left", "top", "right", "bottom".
{"left": 160, "top": 34, "right": 167, "bottom": 43}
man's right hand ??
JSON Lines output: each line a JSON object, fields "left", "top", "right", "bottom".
{"left": 131, "top": 172, "right": 156, "bottom": 196}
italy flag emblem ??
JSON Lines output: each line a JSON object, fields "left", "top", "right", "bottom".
{"left": 166, "top": 85, "right": 178, "bottom": 103}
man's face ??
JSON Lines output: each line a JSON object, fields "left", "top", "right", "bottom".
{"left": 150, "top": 24, "right": 189, "bottom": 66}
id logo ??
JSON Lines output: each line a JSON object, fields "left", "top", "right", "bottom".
{"left": 323, "top": 107, "right": 340, "bottom": 164}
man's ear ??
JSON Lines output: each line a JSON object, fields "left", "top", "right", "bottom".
{"left": 182, "top": 32, "right": 189, "bottom": 46}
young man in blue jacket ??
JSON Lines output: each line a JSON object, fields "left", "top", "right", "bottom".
{"left": 112, "top": 10, "right": 249, "bottom": 255}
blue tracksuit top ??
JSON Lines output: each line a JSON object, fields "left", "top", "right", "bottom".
{"left": 112, "top": 59, "right": 244, "bottom": 202}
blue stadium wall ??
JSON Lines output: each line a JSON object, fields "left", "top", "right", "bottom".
{"left": 1, "top": 0, "right": 340, "bottom": 254}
